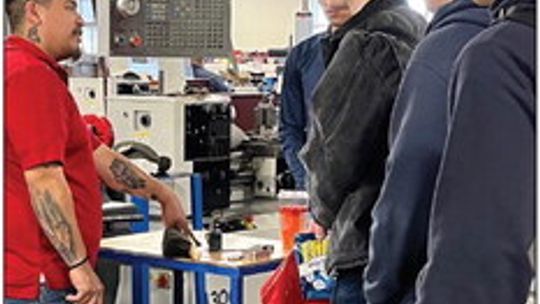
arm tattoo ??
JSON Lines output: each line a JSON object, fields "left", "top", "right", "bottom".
{"left": 27, "top": 26, "right": 41, "bottom": 43}
{"left": 31, "top": 189, "right": 77, "bottom": 264}
{"left": 109, "top": 158, "right": 146, "bottom": 190}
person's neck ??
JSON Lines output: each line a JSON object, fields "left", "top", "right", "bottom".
{"left": 349, "top": 0, "right": 372, "bottom": 15}
{"left": 15, "top": 31, "right": 58, "bottom": 61}
{"left": 429, "top": 0, "right": 453, "bottom": 13}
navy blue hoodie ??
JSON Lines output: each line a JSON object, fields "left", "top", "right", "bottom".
{"left": 415, "top": 0, "right": 536, "bottom": 303}
{"left": 363, "top": 1, "right": 489, "bottom": 303}
{"left": 279, "top": 33, "right": 326, "bottom": 189}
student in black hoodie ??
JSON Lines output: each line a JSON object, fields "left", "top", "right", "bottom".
{"left": 299, "top": 0, "right": 426, "bottom": 302}
{"left": 414, "top": 0, "right": 535, "bottom": 303}
{"left": 363, "top": 0, "right": 489, "bottom": 303}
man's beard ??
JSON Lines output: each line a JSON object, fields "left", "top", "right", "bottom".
{"left": 57, "top": 45, "right": 82, "bottom": 62}
{"left": 70, "top": 28, "right": 83, "bottom": 61}
{"left": 70, "top": 47, "right": 82, "bottom": 61}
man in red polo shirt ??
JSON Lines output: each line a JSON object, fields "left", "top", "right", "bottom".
{"left": 5, "top": 0, "right": 192, "bottom": 303}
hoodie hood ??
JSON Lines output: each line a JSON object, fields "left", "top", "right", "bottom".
{"left": 427, "top": 0, "right": 490, "bottom": 33}
{"left": 491, "top": 0, "right": 535, "bottom": 19}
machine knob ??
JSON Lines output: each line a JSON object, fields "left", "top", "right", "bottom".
{"left": 116, "top": 0, "right": 141, "bottom": 17}
{"left": 130, "top": 34, "right": 144, "bottom": 47}
{"left": 114, "top": 34, "right": 126, "bottom": 45}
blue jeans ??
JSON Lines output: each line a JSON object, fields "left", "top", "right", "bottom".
{"left": 5, "top": 285, "right": 75, "bottom": 304}
{"left": 332, "top": 267, "right": 367, "bottom": 304}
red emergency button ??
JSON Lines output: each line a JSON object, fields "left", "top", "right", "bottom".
{"left": 130, "top": 35, "right": 143, "bottom": 47}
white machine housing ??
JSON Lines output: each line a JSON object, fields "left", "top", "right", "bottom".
{"left": 69, "top": 77, "right": 106, "bottom": 116}
{"left": 107, "top": 94, "right": 230, "bottom": 215}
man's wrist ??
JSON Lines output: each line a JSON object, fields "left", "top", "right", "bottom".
{"left": 68, "top": 256, "right": 89, "bottom": 270}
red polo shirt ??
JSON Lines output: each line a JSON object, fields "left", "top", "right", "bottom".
{"left": 5, "top": 36, "right": 103, "bottom": 299}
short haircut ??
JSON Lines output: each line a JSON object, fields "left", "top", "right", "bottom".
{"left": 6, "top": 0, "right": 51, "bottom": 32}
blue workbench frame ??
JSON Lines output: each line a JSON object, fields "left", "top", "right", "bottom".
{"left": 99, "top": 249, "right": 281, "bottom": 304}
{"left": 101, "top": 173, "right": 282, "bottom": 304}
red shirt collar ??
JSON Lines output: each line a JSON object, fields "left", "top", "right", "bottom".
{"left": 6, "top": 35, "right": 68, "bottom": 82}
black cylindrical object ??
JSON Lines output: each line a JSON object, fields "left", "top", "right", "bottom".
{"left": 206, "top": 226, "right": 222, "bottom": 252}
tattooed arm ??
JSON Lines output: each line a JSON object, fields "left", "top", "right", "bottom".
{"left": 25, "top": 163, "right": 86, "bottom": 265}
{"left": 24, "top": 163, "right": 104, "bottom": 303}
{"left": 93, "top": 144, "right": 190, "bottom": 233}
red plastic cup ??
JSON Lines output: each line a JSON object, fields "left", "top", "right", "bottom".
{"left": 279, "top": 204, "right": 309, "bottom": 253}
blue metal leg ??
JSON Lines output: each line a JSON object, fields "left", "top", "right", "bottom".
{"left": 131, "top": 196, "right": 150, "bottom": 233}
{"left": 229, "top": 274, "right": 244, "bottom": 304}
{"left": 191, "top": 174, "right": 206, "bottom": 303}
{"left": 132, "top": 263, "right": 150, "bottom": 304}
{"left": 195, "top": 272, "right": 207, "bottom": 304}
{"left": 190, "top": 174, "right": 204, "bottom": 230}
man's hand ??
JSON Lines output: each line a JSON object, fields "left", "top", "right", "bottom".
{"left": 66, "top": 262, "right": 104, "bottom": 304}
{"left": 24, "top": 164, "right": 101, "bottom": 303}
{"left": 158, "top": 189, "right": 201, "bottom": 246}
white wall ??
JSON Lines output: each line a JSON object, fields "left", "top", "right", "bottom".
{"left": 231, "top": 0, "right": 429, "bottom": 52}
{"left": 232, "top": 0, "right": 301, "bottom": 51}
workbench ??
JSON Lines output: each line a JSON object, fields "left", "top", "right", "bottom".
{"left": 99, "top": 230, "right": 283, "bottom": 304}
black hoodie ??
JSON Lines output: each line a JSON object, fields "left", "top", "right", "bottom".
{"left": 300, "top": 0, "right": 426, "bottom": 272}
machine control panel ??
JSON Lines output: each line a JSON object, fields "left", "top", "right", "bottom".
{"left": 109, "top": 0, "right": 231, "bottom": 57}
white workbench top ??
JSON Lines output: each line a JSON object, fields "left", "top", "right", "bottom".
{"left": 100, "top": 230, "right": 284, "bottom": 268}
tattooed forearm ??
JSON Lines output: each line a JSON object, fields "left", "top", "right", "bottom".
{"left": 109, "top": 158, "right": 146, "bottom": 190}
{"left": 31, "top": 189, "right": 77, "bottom": 264}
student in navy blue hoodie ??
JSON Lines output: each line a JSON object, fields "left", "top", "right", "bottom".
{"left": 279, "top": 32, "right": 326, "bottom": 189}
{"left": 415, "top": 0, "right": 535, "bottom": 303}
{"left": 363, "top": 0, "right": 489, "bottom": 303}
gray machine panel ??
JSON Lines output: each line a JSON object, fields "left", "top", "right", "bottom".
{"left": 109, "top": 0, "right": 231, "bottom": 57}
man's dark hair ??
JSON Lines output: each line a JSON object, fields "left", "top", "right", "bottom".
{"left": 6, "top": 0, "right": 51, "bottom": 32}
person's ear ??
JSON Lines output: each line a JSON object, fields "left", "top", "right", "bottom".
{"left": 24, "top": 1, "right": 44, "bottom": 28}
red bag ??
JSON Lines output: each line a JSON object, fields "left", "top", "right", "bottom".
{"left": 83, "top": 114, "right": 115, "bottom": 147}
{"left": 260, "top": 252, "right": 330, "bottom": 304}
